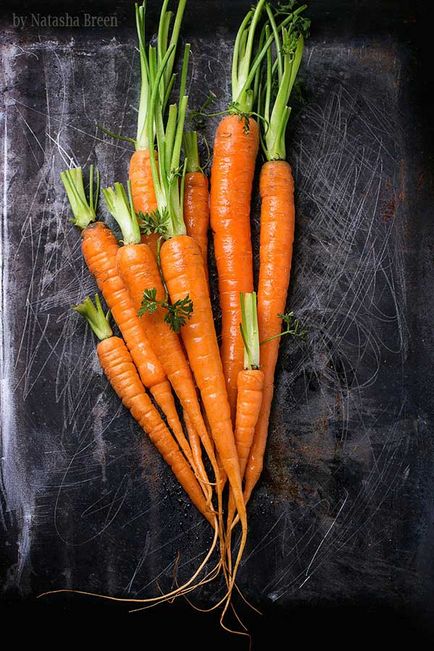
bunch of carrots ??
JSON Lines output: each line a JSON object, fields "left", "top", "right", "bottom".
{"left": 58, "top": 0, "right": 309, "bottom": 630}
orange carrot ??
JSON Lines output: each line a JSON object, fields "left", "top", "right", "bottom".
{"left": 209, "top": 0, "right": 268, "bottom": 421}
{"left": 61, "top": 168, "right": 194, "bottom": 472}
{"left": 183, "top": 131, "right": 209, "bottom": 279}
{"left": 74, "top": 295, "right": 213, "bottom": 524}
{"left": 244, "top": 8, "right": 308, "bottom": 503}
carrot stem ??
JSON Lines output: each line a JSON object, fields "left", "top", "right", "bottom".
{"left": 261, "top": 5, "right": 309, "bottom": 161}
{"left": 183, "top": 131, "right": 201, "bottom": 173}
{"left": 102, "top": 182, "right": 141, "bottom": 245}
{"left": 135, "top": 0, "right": 187, "bottom": 151}
{"left": 240, "top": 292, "right": 260, "bottom": 370}
{"left": 73, "top": 294, "right": 112, "bottom": 341}
{"left": 60, "top": 166, "right": 99, "bottom": 229}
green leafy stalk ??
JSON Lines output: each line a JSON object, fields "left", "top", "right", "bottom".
{"left": 102, "top": 182, "right": 141, "bottom": 245}
{"left": 183, "top": 131, "right": 201, "bottom": 172}
{"left": 260, "top": 310, "right": 307, "bottom": 345}
{"left": 135, "top": 0, "right": 187, "bottom": 151}
{"left": 138, "top": 287, "right": 193, "bottom": 333}
{"left": 240, "top": 292, "right": 260, "bottom": 370}
{"left": 74, "top": 294, "right": 112, "bottom": 341}
{"left": 261, "top": 4, "right": 309, "bottom": 161}
{"left": 60, "top": 165, "right": 100, "bottom": 229}
{"left": 148, "top": 40, "right": 190, "bottom": 239}
{"left": 231, "top": 0, "right": 267, "bottom": 114}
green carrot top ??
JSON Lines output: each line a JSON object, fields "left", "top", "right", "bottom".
{"left": 74, "top": 294, "right": 112, "bottom": 341}
{"left": 102, "top": 181, "right": 142, "bottom": 245}
{"left": 146, "top": 34, "right": 191, "bottom": 239}
{"left": 257, "top": 3, "right": 309, "bottom": 161}
{"left": 60, "top": 165, "right": 100, "bottom": 229}
{"left": 135, "top": 0, "right": 187, "bottom": 151}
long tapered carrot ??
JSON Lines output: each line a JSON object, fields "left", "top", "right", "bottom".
{"left": 61, "top": 167, "right": 195, "bottom": 472}
{"left": 209, "top": 0, "right": 268, "bottom": 422}
{"left": 74, "top": 295, "right": 213, "bottom": 525}
{"left": 183, "top": 131, "right": 209, "bottom": 280}
{"left": 244, "top": 8, "right": 308, "bottom": 503}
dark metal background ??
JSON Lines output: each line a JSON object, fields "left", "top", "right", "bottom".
{"left": 1, "top": 0, "right": 433, "bottom": 645}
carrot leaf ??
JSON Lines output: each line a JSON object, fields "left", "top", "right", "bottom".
{"left": 138, "top": 208, "right": 169, "bottom": 236}
{"left": 138, "top": 288, "right": 159, "bottom": 315}
{"left": 260, "top": 310, "right": 307, "bottom": 345}
{"left": 74, "top": 294, "right": 112, "bottom": 341}
{"left": 138, "top": 287, "right": 193, "bottom": 333}
{"left": 164, "top": 295, "right": 193, "bottom": 333}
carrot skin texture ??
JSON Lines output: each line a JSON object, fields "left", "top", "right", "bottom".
{"left": 129, "top": 148, "right": 159, "bottom": 255}
{"left": 97, "top": 336, "right": 213, "bottom": 524}
{"left": 234, "top": 369, "right": 264, "bottom": 479}
{"left": 210, "top": 115, "right": 259, "bottom": 420}
{"left": 184, "top": 171, "right": 209, "bottom": 280}
{"left": 244, "top": 160, "right": 295, "bottom": 503}
{"left": 81, "top": 224, "right": 192, "bottom": 464}
{"left": 160, "top": 235, "right": 246, "bottom": 529}
{"left": 117, "top": 243, "right": 219, "bottom": 476}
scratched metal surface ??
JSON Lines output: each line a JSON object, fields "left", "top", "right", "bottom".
{"left": 1, "top": 0, "right": 434, "bottom": 638}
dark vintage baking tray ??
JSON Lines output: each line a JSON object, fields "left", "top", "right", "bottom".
{"left": 1, "top": 0, "right": 433, "bottom": 645}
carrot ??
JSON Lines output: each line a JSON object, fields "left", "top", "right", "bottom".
{"left": 244, "top": 7, "right": 308, "bottom": 504}
{"left": 209, "top": 0, "right": 268, "bottom": 422}
{"left": 183, "top": 131, "right": 209, "bottom": 279}
{"left": 61, "top": 167, "right": 194, "bottom": 473}
{"left": 129, "top": 1, "right": 187, "bottom": 256}
{"left": 73, "top": 294, "right": 213, "bottom": 525}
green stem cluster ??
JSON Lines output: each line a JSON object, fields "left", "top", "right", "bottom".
{"left": 147, "top": 37, "right": 190, "bottom": 239}
{"left": 258, "top": 4, "right": 309, "bottom": 160}
{"left": 102, "top": 182, "right": 141, "bottom": 245}
{"left": 135, "top": 0, "right": 187, "bottom": 151}
{"left": 74, "top": 294, "right": 112, "bottom": 341}
{"left": 60, "top": 165, "right": 99, "bottom": 230}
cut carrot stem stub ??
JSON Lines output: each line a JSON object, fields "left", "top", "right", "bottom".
{"left": 73, "top": 295, "right": 214, "bottom": 525}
